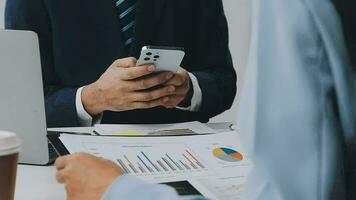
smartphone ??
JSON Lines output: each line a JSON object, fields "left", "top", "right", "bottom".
{"left": 137, "top": 46, "right": 185, "bottom": 73}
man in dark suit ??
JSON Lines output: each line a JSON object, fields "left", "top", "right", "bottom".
{"left": 5, "top": 0, "right": 236, "bottom": 127}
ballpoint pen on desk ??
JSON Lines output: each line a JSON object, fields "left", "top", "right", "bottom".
{"left": 93, "top": 129, "right": 215, "bottom": 137}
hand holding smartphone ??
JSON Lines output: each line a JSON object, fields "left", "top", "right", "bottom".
{"left": 136, "top": 46, "right": 191, "bottom": 108}
{"left": 137, "top": 46, "right": 185, "bottom": 73}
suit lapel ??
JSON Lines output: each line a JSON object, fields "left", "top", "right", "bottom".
{"left": 130, "top": 0, "right": 167, "bottom": 56}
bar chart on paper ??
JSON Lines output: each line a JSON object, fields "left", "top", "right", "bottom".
{"left": 116, "top": 149, "right": 205, "bottom": 174}
{"left": 82, "top": 142, "right": 210, "bottom": 181}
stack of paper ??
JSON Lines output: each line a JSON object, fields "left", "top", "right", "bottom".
{"left": 94, "top": 121, "right": 217, "bottom": 136}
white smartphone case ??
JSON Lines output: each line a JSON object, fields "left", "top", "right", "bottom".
{"left": 137, "top": 46, "right": 185, "bottom": 73}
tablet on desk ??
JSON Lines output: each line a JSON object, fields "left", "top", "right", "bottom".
{"left": 47, "top": 131, "right": 202, "bottom": 197}
{"left": 47, "top": 131, "right": 83, "bottom": 156}
{"left": 48, "top": 130, "right": 248, "bottom": 200}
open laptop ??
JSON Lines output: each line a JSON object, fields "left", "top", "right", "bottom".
{"left": 0, "top": 30, "right": 56, "bottom": 165}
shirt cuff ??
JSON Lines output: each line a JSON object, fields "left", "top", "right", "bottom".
{"left": 176, "top": 72, "right": 202, "bottom": 112}
{"left": 75, "top": 87, "right": 103, "bottom": 126}
{"left": 102, "top": 175, "right": 180, "bottom": 200}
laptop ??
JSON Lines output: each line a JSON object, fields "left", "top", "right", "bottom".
{"left": 0, "top": 30, "right": 56, "bottom": 165}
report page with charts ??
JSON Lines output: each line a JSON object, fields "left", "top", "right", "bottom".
{"left": 59, "top": 131, "right": 251, "bottom": 200}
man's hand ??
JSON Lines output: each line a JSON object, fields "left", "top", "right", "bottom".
{"left": 55, "top": 153, "right": 123, "bottom": 200}
{"left": 82, "top": 57, "right": 176, "bottom": 115}
{"left": 161, "top": 67, "right": 192, "bottom": 108}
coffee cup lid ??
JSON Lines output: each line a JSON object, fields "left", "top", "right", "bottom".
{"left": 0, "top": 131, "right": 22, "bottom": 156}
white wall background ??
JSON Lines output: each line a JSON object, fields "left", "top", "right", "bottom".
{"left": 0, "top": 0, "right": 251, "bottom": 123}
{"left": 0, "top": 0, "right": 4, "bottom": 28}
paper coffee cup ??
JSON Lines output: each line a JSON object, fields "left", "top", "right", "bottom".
{"left": 0, "top": 131, "right": 21, "bottom": 200}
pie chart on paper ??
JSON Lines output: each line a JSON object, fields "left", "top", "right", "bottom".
{"left": 212, "top": 147, "right": 243, "bottom": 162}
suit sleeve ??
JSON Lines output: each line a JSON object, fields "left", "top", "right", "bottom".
{"left": 191, "top": 0, "right": 237, "bottom": 119}
{"left": 5, "top": 0, "right": 80, "bottom": 127}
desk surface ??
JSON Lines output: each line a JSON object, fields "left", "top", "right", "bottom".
{"left": 16, "top": 165, "right": 65, "bottom": 200}
{"left": 15, "top": 123, "right": 234, "bottom": 200}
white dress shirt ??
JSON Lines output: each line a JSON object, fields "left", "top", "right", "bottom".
{"left": 238, "top": 0, "right": 356, "bottom": 199}
{"left": 76, "top": 72, "right": 203, "bottom": 126}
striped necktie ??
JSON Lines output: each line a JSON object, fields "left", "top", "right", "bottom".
{"left": 115, "top": 0, "right": 138, "bottom": 51}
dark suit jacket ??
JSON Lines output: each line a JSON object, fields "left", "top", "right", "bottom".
{"left": 332, "top": 0, "right": 356, "bottom": 70}
{"left": 5, "top": 0, "right": 236, "bottom": 127}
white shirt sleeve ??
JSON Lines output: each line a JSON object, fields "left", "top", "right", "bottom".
{"left": 75, "top": 87, "right": 103, "bottom": 126}
{"left": 176, "top": 72, "right": 203, "bottom": 112}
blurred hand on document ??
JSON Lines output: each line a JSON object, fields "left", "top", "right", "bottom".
{"left": 55, "top": 153, "right": 123, "bottom": 200}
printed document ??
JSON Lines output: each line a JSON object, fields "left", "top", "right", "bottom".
{"left": 59, "top": 131, "right": 250, "bottom": 200}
